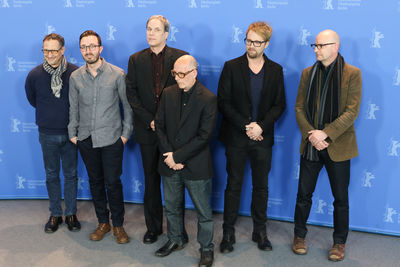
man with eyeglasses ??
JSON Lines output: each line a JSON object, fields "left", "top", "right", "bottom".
{"left": 125, "top": 15, "right": 188, "bottom": 245}
{"left": 68, "top": 30, "right": 133, "bottom": 244}
{"left": 292, "top": 29, "right": 362, "bottom": 261}
{"left": 217, "top": 21, "right": 286, "bottom": 253}
{"left": 154, "top": 55, "right": 217, "bottom": 267}
{"left": 25, "top": 33, "right": 80, "bottom": 234}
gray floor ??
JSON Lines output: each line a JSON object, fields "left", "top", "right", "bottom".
{"left": 0, "top": 200, "right": 399, "bottom": 267}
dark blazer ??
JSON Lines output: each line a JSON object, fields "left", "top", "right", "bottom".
{"left": 295, "top": 62, "right": 362, "bottom": 161}
{"left": 126, "top": 46, "right": 187, "bottom": 144}
{"left": 218, "top": 54, "right": 286, "bottom": 148}
{"left": 155, "top": 80, "right": 218, "bottom": 180}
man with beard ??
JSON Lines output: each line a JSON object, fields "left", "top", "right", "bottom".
{"left": 125, "top": 15, "right": 188, "bottom": 244}
{"left": 217, "top": 21, "right": 286, "bottom": 253}
{"left": 25, "top": 33, "right": 80, "bottom": 233}
{"left": 68, "top": 30, "right": 133, "bottom": 244}
{"left": 292, "top": 29, "right": 362, "bottom": 261}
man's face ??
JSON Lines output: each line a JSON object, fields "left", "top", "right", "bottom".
{"left": 146, "top": 19, "right": 168, "bottom": 50}
{"left": 80, "top": 35, "right": 103, "bottom": 64}
{"left": 246, "top": 30, "right": 268, "bottom": 59}
{"left": 173, "top": 60, "right": 196, "bottom": 91}
{"left": 43, "top": 39, "right": 65, "bottom": 68}
{"left": 314, "top": 33, "right": 338, "bottom": 66}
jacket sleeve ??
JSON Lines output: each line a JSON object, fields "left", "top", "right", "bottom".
{"left": 155, "top": 92, "right": 174, "bottom": 153}
{"left": 217, "top": 62, "right": 251, "bottom": 131}
{"left": 257, "top": 66, "right": 286, "bottom": 134}
{"left": 68, "top": 75, "right": 79, "bottom": 139}
{"left": 173, "top": 95, "right": 218, "bottom": 163}
{"left": 126, "top": 54, "right": 155, "bottom": 128}
{"left": 117, "top": 72, "right": 133, "bottom": 139}
{"left": 25, "top": 72, "right": 36, "bottom": 108}
{"left": 323, "top": 68, "right": 362, "bottom": 141}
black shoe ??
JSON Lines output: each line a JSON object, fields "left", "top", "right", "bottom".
{"left": 155, "top": 240, "right": 184, "bottom": 257}
{"left": 220, "top": 233, "right": 235, "bottom": 253}
{"left": 182, "top": 231, "right": 189, "bottom": 245}
{"left": 44, "top": 216, "right": 63, "bottom": 233}
{"left": 199, "top": 250, "right": 214, "bottom": 267}
{"left": 252, "top": 232, "right": 272, "bottom": 251}
{"left": 143, "top": 230, "right": 161, "bottom": 244}
{"left": 65, "top": 215, "right": 81, "bottom": 232}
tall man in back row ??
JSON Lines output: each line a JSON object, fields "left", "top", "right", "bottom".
{"left": 125, "top": 15, "right": 188, "bottom": 244}
{"left": 218, "top": 21, "right": 286, "bottom": 252}
{"left": 292, "top": 29, "right": 362, "bottom": 261}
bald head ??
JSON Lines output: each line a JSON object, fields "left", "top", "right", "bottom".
{"left": 173, "top": 55, "right": 198, "bottom": 91}
{"left": 316, "top": 29, "right": 340, "bottom": 46}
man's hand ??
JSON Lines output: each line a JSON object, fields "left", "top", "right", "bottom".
{"left": 245, "top": 122, "right": 263, "bottom": 141}
{"left": 314, "top": 140, "right": 329, "bottom": 151}
{"left": 150, "top": 120, "right": 155, "bottom": 132}
{"left": 308, "top": 130, "right": 328, "bottom": 146}
{"left": 120, "top": 136, "right": 128, "bottom": 145}
{"left": 163, "top": 152, "right": 176, "bottom": 169}
{"left": 173, "top": 163, "right": 185, "bottom": 170}
{"left": 70, "top": 137, "right": 78, "bottom": 145}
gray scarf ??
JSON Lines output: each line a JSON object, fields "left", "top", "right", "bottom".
{"left": 43, "top": 56, "right": 67, "bottom": 98}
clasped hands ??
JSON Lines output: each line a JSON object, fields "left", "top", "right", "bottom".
{"left": 308, "top": 130, "right": 329, "bottom": 151}
{"left": 163, "top": 152, "right": 184, "bottom": 170}
{"left": 245, "top": 122, "right": 263, "bottom": 141}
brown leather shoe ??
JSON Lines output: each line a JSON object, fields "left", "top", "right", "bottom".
{"left": 90, "top": 223, "right": 111, "bottom": 241}
{"left": 113, "top": 226, "right": 130, "bottom": 244}
{"left": 328, "top": 243, "right": 345, "bottom": 261}
{"left": 292, "top": 236, "right": 307, "bottom": 255}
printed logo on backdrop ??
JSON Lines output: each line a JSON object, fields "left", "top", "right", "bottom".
{"left": 0, "top": 149, "right": 3, "bottom": 163}
{"left": 198, "top": 63, "right": 221, "bottom": 76}
{"left": 188, "top": 0, "right": 221, "bottom": 8}
{"left": 62, "top": 0, "right": 95, "bottom": 8}
{"left": 68, "top": 56, "right": 84, "bottom": 67}
{"left": 313, "top": 197, "right": 333, "bottom": 215}
{"left": 132, "top": 178, "right": 142, "bottom": 193}
{"left": 388, "top": 138, "right": 400, "bottom": 157}
{"left": 106, "top": 23, "right": 117, "bottom": 41}
{"left": 362, "top": 170, "right": 375, "bottom": 188}
{"left": 77, "top": 177, "right": 89, "bottom": 191}
{"left": 384, "top": 206, "right": 399, "bottom": 223}
{"left": 365, "top": 100, "right": 380, "bottom": 120}
{"left": 10, "top": 117, "right": 37, "bottom": 133}
{"left": 45, "top": 23, "right": 56, "bottom": 35}
{"left": 268, "top": 197, "right": 283, "bottom": 207}
{"left": 232, "top": 25, "right": 243, "bottom": 44}
{"left": 274, "top": 135, "right": 285, "bottom": 143}
{"left": 393, "top": 67, "right": 400, "bottom": 86}
{"left": 323, "top": 0, "right": 361, "bottom": 10}
{"left": 125, "top": 0, "right": 134, "bottom": 7}
{"left": 370, "top": 28, "right": 384, "bottom": 48}
{"left": 293, "top": 163, "right": 300, "bottom": 180}
{"left": 16, "top": 174, "right": 45, "bottom": 189}
{"left": 299, "top": 27, "right": 311, "bottom": 46}
{"left": 263, "top": 0, "right": 289, "bottom": 9}
{"left": 254, "top": 0, "right": 263, "bottom": 8}
{"left": 126, "top": 0, "right": 157, "bottom": 8}
{"left": 1, "top": 0, "right": 33, "bottom": 7}
{"left": 168, "top": 25, "right": 179, "bottom": 42}
{"left": 5, "top": 55, "right": 37, "bottom": 72}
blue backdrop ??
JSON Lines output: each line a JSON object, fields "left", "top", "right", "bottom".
{"left": 1, "top": 0, "right": 399, "bottom": 236}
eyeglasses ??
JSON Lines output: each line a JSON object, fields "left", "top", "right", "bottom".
{"left": 79, "top": 44, "right": 101, "bottom": 51}
{"left": 171, "top": 69, "right": 196, "bottom": 79}
{"left": 41, "top": 47, "right": 62, "bottom": 55}
{"left": 310, "top": 43, "right": 336, "bottom": 50}
{"left": 244, "top": 38, "right": 267, "bottom": 47}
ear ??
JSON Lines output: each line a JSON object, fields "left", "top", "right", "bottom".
{"left": 99, "top": 46, "right": 104, "bottom": 54}
{"left": 264, "top": 41, "right": 270, "bottom": 50}
{"left": 61, "top": 46, "right": 66, "bottom": 55}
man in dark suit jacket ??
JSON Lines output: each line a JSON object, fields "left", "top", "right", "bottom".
{"left": 155, "top": 55, "right": 217, "bottom": 267}
{"left": 292, "top": 29, "right": 362, "bottom": 262}
{"left": 125, "top": 15, "right": 188, "bottom": 244}
{"left": 218, "top": 21, "right": 286, "bottom": 253}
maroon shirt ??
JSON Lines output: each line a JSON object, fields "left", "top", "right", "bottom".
{"left": 150, "top": 46, "right": 166, "bottom": 106}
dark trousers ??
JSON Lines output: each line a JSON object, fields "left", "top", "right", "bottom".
{"left": 39, "top": 132, "right": 78, "bottom": 216}
{"left": 294, "top": 149, "right": 350, "bottom": 244}
{"left": 78, "top": 137, "right": 125, "bottom": 227}
{"left": 139, "top": 143, "right": 163, "bottom": 233}
{"left": 223, "top": 144, "right": 272, "bottom": 234}
{"left": 163, "top": 173, "right": 214, "bottom": 251}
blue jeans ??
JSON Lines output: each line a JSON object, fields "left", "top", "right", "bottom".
{"left": 39, "top": 132, "right": 78, "bottom": 216}
{"left": 163, "top": 173, "right": 214, "bottom": 252}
